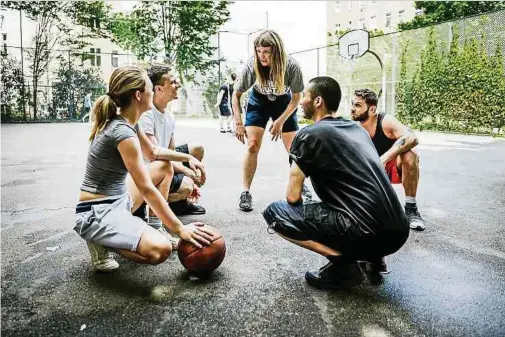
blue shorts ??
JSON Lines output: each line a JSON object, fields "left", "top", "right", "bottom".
{"left": 219, "top": 104, "right": 231, "bottom": 117}
{"left": 245, "top": 89, "right": 299, "bottom": 132}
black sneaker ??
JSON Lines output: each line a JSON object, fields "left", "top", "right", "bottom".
{"left": 302, "top": 184, "right": 313, "bottom": 202}
{"left": 406, "top": 206, "right": 426, "bottom": 231}
{"left": 170, "top": 200, "right": 206, "bottom": 215}
{"left": 305, "top": 261, "right": 364, "bottom": 290}
{"left": 220, "top": 129, "right": 226, "bottom": 133}
{"left": 239, "top": 191, "right": 253, "bottom": 212}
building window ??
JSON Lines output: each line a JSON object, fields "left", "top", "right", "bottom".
{"left": 336, "top": 23, "right": 341, "bottom": 29}
{"left": 348, "top": 1, "right": 353, "bottom": 10}
{"left": 2, "top": 33, "right": 6, "bottom": 41}
{"left": 385, "top": 12, "right": 392, "bottom": 28}
{"left": 335, "top": 1, "right": 341, "bottom": 14}
{"left": 111, "top": 50, "right": 118, "bottom": 67}
{"left": 415, "top": 8, "right": 423, "bottom": 16}
{"left": 371, "top": 1, "right": 378, "bottom": 4}
{"left": 358, "top": 1, "right": 366, "bottom": 12}
{"left": 359, "top": 18, "right": 366, "bottom": 29}
{"left": 347, "top": 20, "right": 352, "bottom": 29}
{"left": 398, "top": 9, "right": 405, "bottom": 23}
{"left": 2, "top": 43, "right": 6, "bottom": 56}
{"left": 370, "top": 16, "right": 377, "bottom": 29}
{"left": 89, "top": 47, "right": 101, "bottom": 67}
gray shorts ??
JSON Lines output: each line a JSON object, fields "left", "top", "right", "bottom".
{"left": 74, "top": 193, "right": 147, "bottom": 251}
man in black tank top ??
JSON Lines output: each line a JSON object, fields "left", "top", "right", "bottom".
{"left": 263, "top": 77, "right": 409, "bottom": 290}
{"left": 351, "top": 89, "right": 426, "bottom": 231}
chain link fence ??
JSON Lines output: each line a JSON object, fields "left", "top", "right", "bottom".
{"left": 2, "top": 10, "right": 504, "bottom": 133}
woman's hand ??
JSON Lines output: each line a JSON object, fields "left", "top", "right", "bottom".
{"left": 269, "top": 118, "right": 285, "bottom": 141}
{"left": 235, "top": 122, "right": 247, "bottom": 144}
{"left": 179, "top": 222, "right": 214, "bottom": 248}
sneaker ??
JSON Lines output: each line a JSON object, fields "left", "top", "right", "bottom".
{"left": 170, "top": 200, "right": 206, "bottom": 215}
{"left": 305, "top": 261, "right": 364, "bottom": 290}
{"left": 158, "top": 227, "right": 179, "bottom": 251}
{"left": 302, "top": 184, "right": 313, "bottom": 202}
{"left": 406, "top": 206, "right": 426, "bottom": 231}
{"left": 239, "top": 191, "right": 253, "bottom": 212}
{"left": 220, "top": 129, "right": 226, "bottom": 133}
{"left": 86, "top": 241, "right": 119, "bottom": 272}
{"left": 358, "top": 257, "right": 390, "bottom": 274}
{"left": 226, "top": 128, "right": 233, "bottom": 133}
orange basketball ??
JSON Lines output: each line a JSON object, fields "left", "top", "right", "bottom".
{"left": 177, "top": 225, "right": 226, "bottom": 276}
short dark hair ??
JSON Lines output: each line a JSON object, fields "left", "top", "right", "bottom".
{"left": 147, "top": 65, "right": 172, "bottom": 87}
{"left": 230, "top": 73, "right": 237, "bottom": 81}
{"left": 354, "top": 89, "right": 378, "bottom": 107}
{"left": 308, "top": 76, "right": 342, "bottom": 112}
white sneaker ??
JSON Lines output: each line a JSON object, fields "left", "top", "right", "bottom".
{"left": 86, "top": 241, "right": 119, "bottom": 272}
{"left": 158, "top": 226, "right": 180, "bottom": 251}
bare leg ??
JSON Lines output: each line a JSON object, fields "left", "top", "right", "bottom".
{"left": 397, "top": 150, "right": 420, "bottom": 198}
{"left": 281, "top": 131, "right": 297, "bottom": 153}
{"left": 187, "top": 142, "right": 205, "bottom": 162}
{"left": 114, "top": 226, "right": 172, "bottom": 264}
{"left": 276, "top": 232, "right": 342, "bottom": 258}
{"left": 243, "top": 126, "right": 265, "bottom": 191}
{"left": 126, "top": 160, "right": 174, "bottom": 213}
{"left": 167, "top": 176, "right": 194, "bottom": 203}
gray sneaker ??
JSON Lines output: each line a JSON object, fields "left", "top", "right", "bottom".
{"left": 86, "top": 241, "right": 119, "bottom": 272}
{"left": 239, "top": 191, "right": 253, "bottom": 212}
{"left": 406, "top": 206, "right": 426, "bottom": 231}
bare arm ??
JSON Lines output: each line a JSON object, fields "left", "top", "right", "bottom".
{"left": 232, "top": 89, "right": 244, "bottom": 125}
{"left": 118, "top": 137, "right": 185, "bottom": 235}
{"left": 286, "top": 161, "right": 305, "bottom": 205}
{"left": 137, "top": 129, "right": 205, "bottom": 179}
{"left": 279, "top": 92, "right": 302, "bottom": 122}
{"left": 169, "top": 137, "right": 205, "bottom": 186}
{"left": 214, "top": 90, "right": 225, "bottom": 107}
{"left": 380, "top": 115, "right": 419, "bottom": 165}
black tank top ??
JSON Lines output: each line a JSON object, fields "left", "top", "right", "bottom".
{"left": 371, "top": 113, "right": 396, "bottom": 156}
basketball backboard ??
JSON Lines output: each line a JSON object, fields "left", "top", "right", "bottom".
{"left": 338, "top": 29, "right": 370, "bottom": 60}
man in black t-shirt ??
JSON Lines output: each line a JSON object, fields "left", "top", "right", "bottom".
{"left": 263, "top": 76, "right": 409, "bottom": 290}
{"left": 215, "top": 73, "right": 237, "bottom": 133}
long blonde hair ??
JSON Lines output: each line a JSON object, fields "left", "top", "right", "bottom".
{"left": 253, "top": 30, "right": 287, "bottom": 94}
{"left": 89, "top": 66, "right": 146, "bottom": 141}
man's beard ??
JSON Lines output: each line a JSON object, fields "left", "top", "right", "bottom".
{"left": 303, "top": 106, "right": 314, "bottom": 120}
{"left": 351, "top": 108, "right": 370, "bottom": 122}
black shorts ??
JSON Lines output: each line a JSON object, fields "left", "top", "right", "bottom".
{"left": 219, "top": 104, "right": 231, "bottom": 117}
{"left": 169, "top": 143, "right": 190, "bottom": 193}
{"left": 262, "top": 200, "right": 409, "bottom": 261}
{"left": 245, "top": 89, "right": 299, "bottom": 133}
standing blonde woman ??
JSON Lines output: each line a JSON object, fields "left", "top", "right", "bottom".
{"left": 74, "top": 66, "right": 212, "bottom": 272}
{"left": 232, "top": 30, "right": 312, "bottom": 212}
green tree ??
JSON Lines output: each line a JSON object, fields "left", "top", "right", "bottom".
{"left": 399, "top": 1, "right": 505, "bottom": 31}
{"left": 108, "top": 1, "right": 231, "bottom": 80}
{"left": 0, "top": 53, "right": 26, "bottom": 121}
{"left": 4, "top": 1, "right": 111, "bottom": 120}
{"left": 52, "top": 58, "right": 106, "bottom": 120}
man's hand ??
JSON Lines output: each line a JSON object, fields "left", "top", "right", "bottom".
{"left": 185, "top": 167, "right": 205, "bottom": 187}
{"left": 235, "top": 122, "right": 247, "bottom": 144}
{"left": 269, "top": 118, "right": 285, "bottom": 141}
{"left": 188, "top": 157, "right": 206, "bottom": 185}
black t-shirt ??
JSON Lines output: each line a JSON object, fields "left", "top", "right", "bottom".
{"left": 219, "top": 84, "right": 233, "bottom": 106}
{"left": 290, "top": 117, "right": 407, "bottom": 235}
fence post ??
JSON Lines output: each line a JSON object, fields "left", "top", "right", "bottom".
{"left": 391, "top": 34, "right": 397, "bottom": 116}
{"left": 317, "top": 48, "right": 320, "bottom": 76}
{"left": 19, "top": 9, "right": 27, "bottom": 121}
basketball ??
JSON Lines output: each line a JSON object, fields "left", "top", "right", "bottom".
{"left": 178, "top": 225, "right": 226, "bottom": 276}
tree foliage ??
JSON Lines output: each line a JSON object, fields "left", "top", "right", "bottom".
{"left": 396, "top": 25, "right": 505, "bottom": 132}
{"left": 0, "top": 53, "right": 27, "bottom": 121}
{"left": 398, "top": 1, "right": 505, "bottom": 31}
{"left": 107, "top": 1, "right": 231, "bottom": 79}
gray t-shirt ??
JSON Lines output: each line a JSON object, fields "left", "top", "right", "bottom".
{"left": 80, "top": 116, "right": 139, "bottom": 196}
{"left": 237, "top": 56, "right": 304, "bottom": 96}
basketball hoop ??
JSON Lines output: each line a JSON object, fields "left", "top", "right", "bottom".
{"left": 338, "top": 29, "right": 370, "bottom": 60}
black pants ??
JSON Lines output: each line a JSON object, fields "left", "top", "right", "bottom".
{"left": 263, "top": 200, "right": 408, "bottom": 261}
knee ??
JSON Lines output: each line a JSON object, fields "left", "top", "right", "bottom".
{"left": 247, "top": 139, "right": 261, "bottom": 154}
{"left": 146, "top": 241, "right": 172, "bottom": 265}
{"left": 159, "top": 160, "right": 174, "bottom": 178}
{"left": 263, "top": 200, "right": 286, "bottom": 224}
{"left": 401, "top": 151, "right": 419, "bottom": 168}
{"left": 189, "top": 142, "right": 205, "bottom": 161}
{"left": 179, "top": 176, "right": 194, "bottom": 198}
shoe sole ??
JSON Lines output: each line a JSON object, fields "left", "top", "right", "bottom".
{"left": 239, "top": 206, "right": 253, "bottom": 212}
{"left": 305, "top": 273, "right": 365, "bottom": 290}
{"left": 410, "top": 225, "right": 426, "bottom": 231}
